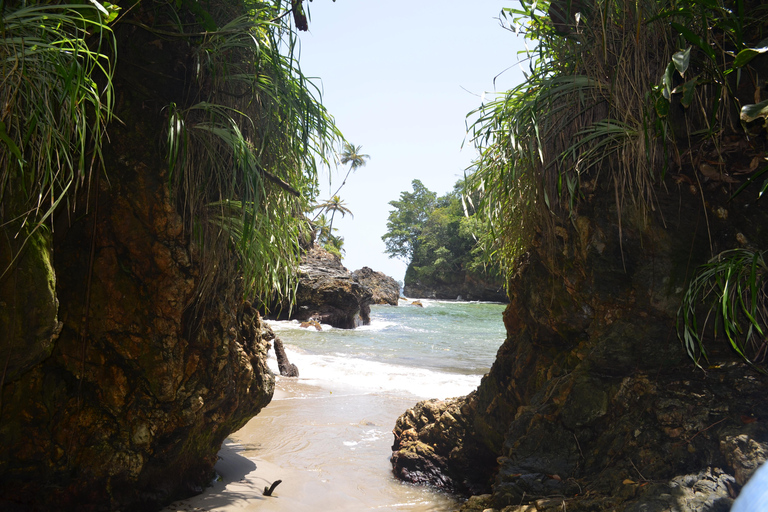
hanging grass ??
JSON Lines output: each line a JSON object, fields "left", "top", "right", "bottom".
{"left": 165, "top": 4, "right": 341, "bottom": 310}
{"left": 467, "top": 0, "right": 679, "bottom": 276}
{"left": 0, "top": 2, "right": 116, "bottom": 277}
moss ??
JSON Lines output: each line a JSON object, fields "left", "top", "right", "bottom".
{"left": 0, "top": 226, "right": 59, "bottom": 382}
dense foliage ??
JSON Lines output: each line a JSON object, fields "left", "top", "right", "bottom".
{"left": 383, "top": 179, "right": 501, "bottom": 295}
{"left": 0, "top": 0, "right": 340, "bottom": 310}
{"left": 466, "top": 0, "right": 768, "bottom": 367}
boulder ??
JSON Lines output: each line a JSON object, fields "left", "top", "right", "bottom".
{"left": 277, "top": 246, "right": 372, "bottom": 329}
{"left": 352, "top": 266, "right": 400, "bottom": 305}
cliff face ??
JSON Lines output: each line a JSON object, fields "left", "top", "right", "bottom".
{"left": 392, "top": 175, "right": 768, "bottom": 510}
{"left": 403, "top": 269, "right": 507, "bottom": 303}
{"left": 0, "top": 13, "right": 275, "bottom": 511}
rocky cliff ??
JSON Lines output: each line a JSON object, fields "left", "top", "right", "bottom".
{"left": 0, "top": 116, "right": 276, "bottom": 511}
{"left": 403, "top": 271, "right": 507, "bottom": 303}
{"left": 392, "top": 173, "right": 768, "bottom": 510}
{"left": 0, "top": 6, "right": 283, "bottom": 510}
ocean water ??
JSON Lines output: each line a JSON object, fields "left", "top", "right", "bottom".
{"left": 165, "top": 300, "right": 507, "bottom": 512}
{"left": 267, "top": 300, "right": 508, "bottom": 398}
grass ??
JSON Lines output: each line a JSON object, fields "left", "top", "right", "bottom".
{"left": 164, "top": 4, "right": 341, "bottom": 310}
{"left": 466, "top": 0, "right": 768, "bottom": 367}
{"left": 0, "top": 2, "right": 116, "bottom": 279}
{"left": 678, "top": 249, "right": 768, "bottom": 369}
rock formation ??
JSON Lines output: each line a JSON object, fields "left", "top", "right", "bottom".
{"left": 273, "top": 246, "right": 373, "bottom": 329}
{"left": 403, "top": 272, "right": 507, "bottom": 302}
{"left": 0, "top": 6, "right": 279, "bottom": 510}
{"left": 352, "top": 266, "right": 400, "bottom": 305}
{"left": 273, "top": 336, "right": 299, "bottom": 377}
{"left": 0, "top": 134, "right": 275, "bottom": 510}
{"left": 392, "top": 175, "right": 768, "bottom": 510}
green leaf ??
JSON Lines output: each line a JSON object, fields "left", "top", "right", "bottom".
{"left": 662, "top": 62, "right": 675, "bottom": 100}
{"left": 655, "top": 95, "right": 670, "bottom": 117}
{"left": 672, "top": 47, "right": 691, "bottom": 76}
{"left": 741, "top": 99, "right": 768, "bottom": 123}
{"left": 671, "top": 22, "right": 717, "bottom": 62}
{"left": 0, "top": 121, "right": 23, "bottom": 162}
{"left": 734, "top": 46, "right": 768, "bottom": 68}
{"left": 675, "top": 77, "right": 698, "bottom": 108}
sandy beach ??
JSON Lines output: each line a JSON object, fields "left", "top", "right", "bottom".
{"left": 163, "top": 379, "right": 459, "bottom": 512}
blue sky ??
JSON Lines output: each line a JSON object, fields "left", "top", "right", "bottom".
{"left": 298, "top": 1, "right": 529, "bottom": 283}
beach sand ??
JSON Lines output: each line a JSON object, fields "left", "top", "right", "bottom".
{"left": 162, "top": 378, "right": 459, "bottom": 512}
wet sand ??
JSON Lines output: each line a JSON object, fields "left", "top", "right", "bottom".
{"left": 163, "top": 378, "right": 459, "bottom": 512}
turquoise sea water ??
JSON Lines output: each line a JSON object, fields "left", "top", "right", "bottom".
{"left": 269, "top": 300, "right": 508, "bottom": 399}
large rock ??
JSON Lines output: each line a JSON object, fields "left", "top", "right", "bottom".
{"left": 352, "top": 266, "right": 400, "bottom": 305}
{"left": 0, "top": 14, "right": 275, "bottom": 511}
{"left": 278, "top": 246, "right": 372, "bottom": 329}
{"left": 391, "top": 172, "right": 768, "bottom": 510}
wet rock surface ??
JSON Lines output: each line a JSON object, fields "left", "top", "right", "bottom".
{"left": 392, "top": 176, "right": 768, "bottom": 510}
{"left": 352, "top": 266, "right": 400, "bottom": 305}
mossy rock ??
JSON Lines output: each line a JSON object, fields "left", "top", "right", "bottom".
{"left": 0, "top": 227, "right": 61, "bottom": 382}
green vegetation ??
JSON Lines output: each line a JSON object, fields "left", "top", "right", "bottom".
{"left": 0, "top": 2, "right": 117, "bottom": 277}
{"left": 466, "top": 0, "right": 768, "bottom": 366}
{"left": 383, "top": 179, "right": 501, "bottom": 296}
{"left": 312, "top": 195, "right": 353, "bottom": 258}
{"left": 1, "top": 0, "right": 341, "bottom": 310}
{"left": 678, "top": 249, "right": 768, "bottom": 370}
{"left": 309, "top": 142, "right": 368, "bottom": 259}
{"left": 164, "top": 1, "right": 341, "bottom": 308}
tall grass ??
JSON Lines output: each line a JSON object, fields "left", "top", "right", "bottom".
{"left": 0, "top": 3, "right": 116, "bottom": 277}
{"left": 467, "top": 0, "right": 768, "bottom": 367}
{"left": 165, "top": 4, "right": 341, "bottom": 310}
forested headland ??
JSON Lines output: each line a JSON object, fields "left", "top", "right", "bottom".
{"left": 382, "top": 179, "right": 506, "bottom": 301}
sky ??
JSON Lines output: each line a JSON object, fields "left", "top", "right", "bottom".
{"left": 297, "top": 1, "right": 530, "bottom": 283}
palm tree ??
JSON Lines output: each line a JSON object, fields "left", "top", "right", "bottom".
{"left": 331, "top": 142, "right": 370, "bottom": 198}
{"left": 313, "top": 213, "right": 332, "bottom": 244}
{"left": 314, "top": 195, "right": 353, "bottom": 234}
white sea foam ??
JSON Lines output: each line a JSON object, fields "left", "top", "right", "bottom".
{"left": 267, "top": 346, "right": 480, "bottom": 401}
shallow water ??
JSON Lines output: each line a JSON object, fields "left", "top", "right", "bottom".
{"left": 165, "top": 301, "right": 507, "bottom": 512}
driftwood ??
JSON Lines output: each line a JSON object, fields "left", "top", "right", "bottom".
{"left": 273, "top": 336, "right": 299, "bottom": 377}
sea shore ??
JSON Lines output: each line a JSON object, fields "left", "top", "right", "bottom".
{"left": 163, "top": 377, "right": 459, "bottom": 512}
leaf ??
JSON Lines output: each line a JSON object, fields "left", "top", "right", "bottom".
{"left": 623, "top": 479, "right": 636, "bottom": 485}
{"left": 670, "top": 22, "right": 717, "bottom": 62}
{"left": 741, "top": 99, "right": 768, "bottom": 123}
{"left": 0, "top": 121, "right": 23, "bottom": 161}
{"left": 655, "top": 95, "right": 670, "bottom": 118}
{"left": 673, "top": 77, "right": 698, "bottom": 108}
{"left": 662, "top": 62, "right": 675, "bottom": 100}
{"left": 672, "top": 47, "right": 691, "bottom": 76}
{"left": 734, "top": 46, "right": 768, "bottom": 68}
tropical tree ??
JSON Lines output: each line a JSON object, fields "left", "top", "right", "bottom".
{"left": 331, "top": 142, "right": 369, "bottom": 197}
{"left": 313, "top": 194, "right": 353, "bottom": 233}
{"left": 382, "top": 179, "right": 437, "bottom": 261}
